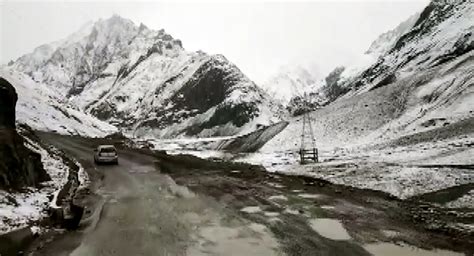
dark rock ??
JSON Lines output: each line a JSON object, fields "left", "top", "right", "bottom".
{"left": 0, "top": 77, "right": 18, "bottom": 129}
{"left": 321, "top": 66, "right": 348, "bottom": 102}
{"left": 287, "top": 95, "right": 321, "bottom": 116}
{"left": 370, "top": 73, "right": 397, "bottom": 91}
{"left": 104, "top": 131, "right": 127, "bottom": 140}
{"left": 0, "top": 78, "right": 50, "bottom": 190}
{"left": 0, "top": 227, "right": 35, "bottom": 256}
{"left": 63, "top": 203, "right": 84, "bottom": 230}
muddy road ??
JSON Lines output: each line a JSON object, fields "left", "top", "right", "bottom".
{"left": 25, "top": 133, "right": 473, "bottom": 256}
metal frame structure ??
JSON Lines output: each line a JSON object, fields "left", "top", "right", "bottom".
{"left": 299, "top": 93, "right": 318, "bottom": 164}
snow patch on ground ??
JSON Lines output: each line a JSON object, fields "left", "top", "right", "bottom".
{"left": 297, "top": 193, "right": 322, "bottom": 199}
{"left": 363, "top": 242, "right": 464, "bottom": 256}
{"left": 268, "top": 195, "right": 288, "bottom": 201}
{"left": 143, "top": 131, "right": 473, "bottom": 201}
{"left": 240, "top": 206, "right": 262, "bottom": 214}
{"left": 279, "top": 163, "right": 472, "bottom": 200}
{"left": 77, "top": 160, "right": 90, "bottom": 190}
{"left": 0, "top": 137, "right": 79, "bottom": 234}
{"left": 444, "top": 190, "right": 474, "bottom": 209}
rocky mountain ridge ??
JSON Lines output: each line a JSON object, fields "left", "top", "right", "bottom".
{"left": 9, "top": 15, "right": 283, "bottom": 138}
{"left": 271, "top": 11, "right": 421, "bottom": 115}
{"left": 264, "top": 0, "right": 474, "bottom": 151}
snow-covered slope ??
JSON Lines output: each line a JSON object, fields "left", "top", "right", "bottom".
{"left": 11, "top": 15, "right": 283, "bottom": 138}
{"left": 365, "top": 13, "right": 420, "bottom": 58}
{"left": 278, "top": 13, "right": 420, "bottom": 114}
{"left": 256, "top": 2, "right": 474, "bottom": 201}
{"left": 0, "top": 68, "right": 117, "bottom": 137}
{"left": 350, "top": 1, "right": 474, "bottom": 93}
{"left": 337, "top": 12, "right": 421, "bottom": 91}
{"left": 264, "top": 0, "right": 474, "bottom": 152}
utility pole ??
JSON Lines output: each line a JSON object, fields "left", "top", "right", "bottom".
{"left": 299, "top": 93, "right": 318, "bottom": 164}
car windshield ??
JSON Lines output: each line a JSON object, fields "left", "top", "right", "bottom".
{"left": 100, "top": 147, "right": 116, "bottom": 153}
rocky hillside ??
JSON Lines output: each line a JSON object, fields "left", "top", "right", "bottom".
{"left": 0, "top": 78, "right": 49, "bottom": 190}
{"left": 9, "top": 15, "right": 282, "bottom": 138}
{"left": 263, "top": 0, "right": 474, "bottom": 151}
{"left": 348, "top": 1, "right": 474, "bottom": 94}
{"left": 280, "top": 12, "right": 419, "bottom": 115}
{"left": 365, "top": 13, "right": 420, "bottom": 57}
{"left": 0, "top": 69, "right": 117, "bottom": 137}
{"left": 298, "top": 0, "right": 474, "bottom": 108}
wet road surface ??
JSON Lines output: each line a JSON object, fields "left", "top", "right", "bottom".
{"left": 27, "top": 134, "right": 472, "bottom": 256}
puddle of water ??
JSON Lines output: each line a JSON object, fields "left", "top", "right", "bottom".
{"left": 268, "top": 217, "right": 281, "bottom": 223}
{"left": 248, "top": 223, "right": 267, "bottom": 233}
{"left": 364, "top": 243, "right": 464, "bottom": 256}
{"left": 381, "top": 229, "right": 400, "bottom": 238}
{"left": 264, "top": 212, "right": 280, "bottom": 217}
{"left": 240, "top": 206, "right": 262, "bottom": 213}
{"left": 188, "top": 222, "right": 280, "bottom": 256}
{"left": 268, "top": 195, "right": 288, "bottom": 201}
{"left": 320, "top": 205, "right": 335, "bottom": 210}
{"left": 129, "top": 166, "right": 154, "bottom": 173}
{"left": 267, "top": 182, "right": 285, "bottom": 188}
{"left": 309, "top": 218, "right": 351, "bottom": 240}
{"left": 298, "top": 193, "right": 322, "bottom": 199}
{"left": 284, "top": 208, "right": 300, "bottom": 215}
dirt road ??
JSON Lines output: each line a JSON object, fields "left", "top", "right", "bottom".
{"left": 26, "top": 134, "right": 472, "bottom": 256}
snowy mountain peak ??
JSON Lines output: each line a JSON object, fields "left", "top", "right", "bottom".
{"left": 260, "top": 65, "right": 323, "bottom": 105}
{"left": 13, "top": 15, "right": 184, "bottom": 97}
{"left": 10, "top": 15, "right": 283, "bottom": 138}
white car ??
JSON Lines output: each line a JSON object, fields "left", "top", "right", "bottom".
{"left": 94, "top": 145, "right": 119, "bottom": 165}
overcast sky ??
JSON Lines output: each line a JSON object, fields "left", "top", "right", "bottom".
{"left": 1, "top": 0, "right": 429, "bottom": 83}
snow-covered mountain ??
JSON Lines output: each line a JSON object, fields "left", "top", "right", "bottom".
{"left": 365, "top": 13, "right": 420, "bottom": 58}
{"left": 350, "top": 1, "right": 474, "bottom": 93}
{"left": 259, "top": 1, "right": 474, "bottom": 203}
{"left": 260, "top": 66, "right": 324, "bottom": 106}
{"left": 9, "top": 15, "right": 283, "bottom": 138}
{"left": 265, "top": 0, "right": 474, "bottom": 151}
{"left": 269, "top": 12, "right": 420, "bottom": 115}
{"left": 334, "top": 12, "right": 421, "bottom": 93}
